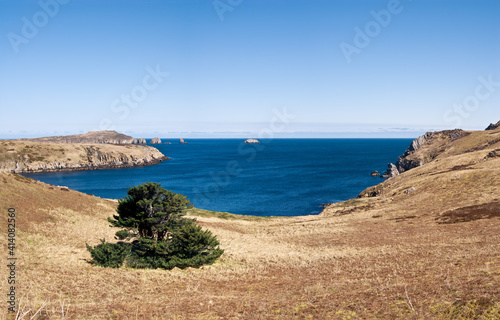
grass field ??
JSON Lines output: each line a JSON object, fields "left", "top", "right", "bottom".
{"left": 0, "top": 129, "right": 499, "bottom": 319}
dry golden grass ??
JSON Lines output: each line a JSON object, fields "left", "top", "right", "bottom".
{"left": 0, "top": 130, "right": 499, "bottom": 319}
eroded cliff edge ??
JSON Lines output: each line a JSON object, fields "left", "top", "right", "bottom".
{"left": 355, "top": 122, "right": 500, "bottom": 199}
{"left": 0, "top": 140, "right": 169, "bottom": 173}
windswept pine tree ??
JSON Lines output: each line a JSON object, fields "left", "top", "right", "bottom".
{"left": 87, "top": 182, "right": 223, "bottom": 269}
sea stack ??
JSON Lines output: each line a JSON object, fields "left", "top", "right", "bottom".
{"left": 179, "top": 138, "right": 187, "bottom": 144}
{"left": 150, "top": 137, "right": 161, "bottom": 144}
{"left": 244, "top": 139, "right": 260, "bottom": 144}
{"left": 132, "top": 138, "right": 147, "bottom": 144}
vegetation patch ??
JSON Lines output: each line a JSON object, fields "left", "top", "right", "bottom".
{"left": 389, "top": 215, "right": 417, "bottom": 222}
{"left": 187, "top": 208, "right": 269, "bottom": 221}
{"left": 430, "top": 298, "right": 500, "bottom": 319}
{"left": 14, "top": 175, "right": 33, "bottom": 183}
{"left": 436, "top": 201, "right": 500, "bottom": 224}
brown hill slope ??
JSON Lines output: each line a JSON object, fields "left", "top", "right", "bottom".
{"left": 0, "top": 126, "right": 500, "bottom": 319}
{"left": 0, "top": 126, "right": 499, "bottom": 319}
{"left": 0, "top": 140, "right": 168, "bottom": 173}
{"left": 327, "top": 125, "right": 500, "bottom": 222}
{"left": 390, "top": 125, "right": 500, "bottom": 174}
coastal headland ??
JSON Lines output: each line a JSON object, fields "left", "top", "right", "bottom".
{"left": 0, "top": 131, "right": 168, "bottom": 173}
{"left": 0, "top": 124, "right": 499, "bottom": 319}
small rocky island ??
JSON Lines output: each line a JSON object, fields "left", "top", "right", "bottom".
{"left": 244, "top": 139, "right": 260, "bottom": 144}
{"left": 179, "top": 138, "right": 188, "bottom": 144}
{"left": 150, "top": 137, "right": 162, "bottom": 144}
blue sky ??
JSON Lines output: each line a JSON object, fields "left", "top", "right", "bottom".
{"left": 0, "top": 0, "right": 499, "bottom": 138}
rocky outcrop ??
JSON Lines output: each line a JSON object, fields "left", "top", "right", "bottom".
{"left": 392, "top": 129, "right": 469, "bottom": 174}
{"left": 0, "top": 143, "right": 169, "bottom": 174}
{"left": 150, "top": 137, "right": 161, "bottom": 144}
{"left": 385, "top": 163, "right": 399, "bottom": 178}
{"left": 485, "top": 120, "right": 500, "bottom": 131}
{"left": 133, "top": 138, "right": 147, "bottom": 144}
{"left": 20, "top": 130, "right": 137, "bottom": 144}
{"left": 179, "top": 138, "right": 187, "bottom": 144}
{"left": 404, "top": 186, "right": 416, "bottom": 195}
{"left": 352, "top": 125, "right": 500, "bottom": 202}
{"left": 358, "top": 183, "right": 384, "bottom": 198}
{"left": 370, "top": 171, "right": 380, "bottom": 176}
{"left": 244, "top": 139, "right": 260, "bottom": 144}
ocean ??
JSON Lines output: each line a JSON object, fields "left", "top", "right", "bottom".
{"left": 23, "top": 139, "right": 413, "bottom": 216}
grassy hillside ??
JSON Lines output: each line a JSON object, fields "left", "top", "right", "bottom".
{"left": 0, "top": 127, "right": 499, "bottom": 319}
{"left": 340, "top": 127, "right": 500, "bottom": 220}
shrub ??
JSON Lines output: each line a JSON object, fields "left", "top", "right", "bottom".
{"left": 86, "top": 239, "right": 130, "bottom": 268}
{"left": 127, "top": 223, "right": 224, "bottom": 269}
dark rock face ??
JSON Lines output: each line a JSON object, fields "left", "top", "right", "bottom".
{"left": 370, "top": 171, "right": 380, "bottom": 176}
{"left": 150, "top": 137, "right": 161, "bottom": 144}
{"left": 485, "top": 120, "right": 500, "bottom": 131}
{"left": 485, "top": 150, "right": 500, "bottom": 159}
{"left": 395, "top": 158, "right": 423, "bottom": 174}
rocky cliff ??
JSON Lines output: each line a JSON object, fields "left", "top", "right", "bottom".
{"left": 385, "top": 129, "right": 470, "bottom": 176}
{"left": 357, "top": 122, "right": 500, "bottom": 198}
{"left": 0, "top": 140, "right": 169, "bottom": 173}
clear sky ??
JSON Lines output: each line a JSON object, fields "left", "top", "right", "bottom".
{"left": 0, "top": 0, "right": 499, "bottom": 138}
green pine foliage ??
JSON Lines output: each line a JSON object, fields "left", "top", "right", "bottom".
{"left": 86, "top": 182, "right": 224, "bottom": 270}
{"left": 127, "top": 223, "right": 224, "bottom": 269}
{"left": 85, "top": 239, "right": 130, "bottom": 268}
{"left": 109, "top": 182, "right": 194, "bottom": 240}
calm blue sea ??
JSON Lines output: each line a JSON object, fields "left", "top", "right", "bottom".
{"left": 24, "top": 139, "right": 412, "bottom": 216}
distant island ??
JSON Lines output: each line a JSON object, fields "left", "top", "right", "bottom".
{"left": 244, "top": 139, "right": 260, "bottom": 144}
{"left": 19, "top": 130, "right": 149, "bottom": 145}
